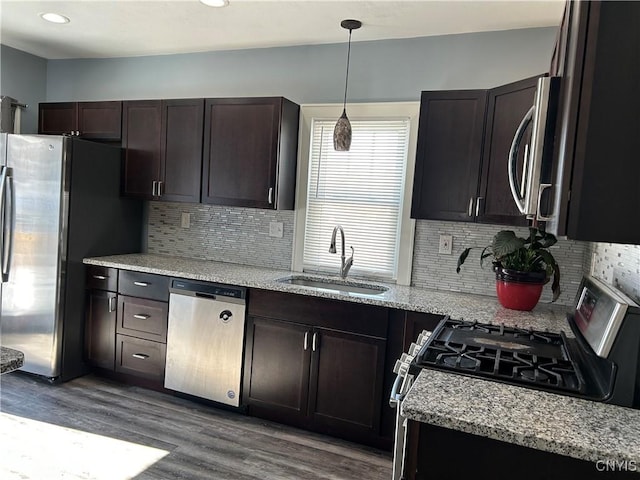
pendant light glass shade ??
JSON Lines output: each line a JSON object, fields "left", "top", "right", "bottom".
{"left": 333, "top": 19, "right": 361, "bottom": 152}
{"left": 333, "top": 109, "right": 352, "bottom": 151}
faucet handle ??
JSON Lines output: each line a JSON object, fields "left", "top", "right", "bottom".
{"left": 348, "top": 246, "right": 354, "bottom": 259}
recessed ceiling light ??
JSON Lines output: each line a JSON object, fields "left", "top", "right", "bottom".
{"left": 40, "top": 12, "right": 70, "bottom": 24}
{"left": 200, "top": 0, "right": 229, "bottom": 7}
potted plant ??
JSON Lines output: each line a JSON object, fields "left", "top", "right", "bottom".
{"left": 456, "top": 227, "right": 560, "bottom": 311}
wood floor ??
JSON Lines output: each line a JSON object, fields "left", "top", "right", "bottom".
{"left": 0, "top": 372, "right": 392, "bottom": 480}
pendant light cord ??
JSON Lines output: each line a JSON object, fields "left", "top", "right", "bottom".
{"left": 342, "top": 28, "right": 353, "bottom": 110}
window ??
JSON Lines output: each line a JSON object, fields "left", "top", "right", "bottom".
{"left": 293, "top": 103, "right": 419, "bottom": 283}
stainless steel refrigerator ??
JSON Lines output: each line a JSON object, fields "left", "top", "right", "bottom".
{"left": 0, "top": 133, "right": 142, "bottom": 381}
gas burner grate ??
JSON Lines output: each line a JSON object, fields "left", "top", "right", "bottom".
{"left": 412, "top": 319, "right": 587, "bottom": 395}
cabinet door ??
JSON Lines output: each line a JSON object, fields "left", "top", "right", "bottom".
{"left": 85, "top": 290, "right": 116, "bottom": 370}
{"left": 411, "top": 91, "right": 487, "bottom": 221}
{"left": 243, "top": 316, "right": 311, "bottom": 425}
{"left": 160, "top": 99, "right": 204, "bottom": 203}
{"left": 202, "top": 98, "right": 281, "bottom": 208}
{"left": 122, "top": 100, "right": 162, "bottom": 198}
{"left": 550, "top": 1, "right": 640, "bottom": 244}
{"left": 403, "top": 311, "right": 443, "bottom": 350}
{"left": 39, "top": 102, "right": 77, "bottom": 135}
{"left": 477, "top": 77, "right": 537, "bottom": 226}
{"left": 77, "top": 101, "right": 122, "bottom": 140}
{"left": 308, "top": 328, "right": 386, "bottom": 440}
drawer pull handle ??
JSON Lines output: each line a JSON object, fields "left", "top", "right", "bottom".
{"left": 133, "top": 314, "right": 150, "bottom": 320}
{"left": 133, "top": 281, "right": 149, "bottom": 287}
{"left": 92, "top": 275, "right": 107, "bottom": 280}
{"left": 132, "top": 353, "right": 149, "bottom": 360}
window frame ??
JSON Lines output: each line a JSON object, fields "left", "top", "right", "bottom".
{"left": 292, "top": 102, "right": 419, "bottom": 285}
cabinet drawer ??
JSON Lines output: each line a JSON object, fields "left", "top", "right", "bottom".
{"left": 118, "top": 270, "right": 170, "bottom": 301}
{"left": 117, "top": 295, "right": 168, "bottom": 342}
{"left": 86, "top": 265, "right": 118, "bottom": 292}
{"left": 115, "top": 335, "right": 166, "bottom": 380}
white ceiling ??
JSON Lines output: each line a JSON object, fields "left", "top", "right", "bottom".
{"left": 0, "top": 0, "right": 565, "bottom": 60}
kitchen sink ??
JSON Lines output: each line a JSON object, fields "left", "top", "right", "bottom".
{"left": 277, "top": 275, "right": 389, "bottom": 296}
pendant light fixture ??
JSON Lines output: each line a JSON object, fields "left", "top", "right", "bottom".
{"left": 333, "top": 19, "right": 362, "bottom": 151}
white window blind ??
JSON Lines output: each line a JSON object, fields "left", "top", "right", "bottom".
{"left": 303, "top": 118, "right": 410, "bottom": 280}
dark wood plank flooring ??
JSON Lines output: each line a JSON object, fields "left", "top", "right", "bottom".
{"left": 0, "top": 373, "right": 392, "bottom": 479}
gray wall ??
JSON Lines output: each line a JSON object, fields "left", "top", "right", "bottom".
{"left": 45, "top": 27, "right": 557, "bottom": 103}
{"left": 0, "top": 45, "right": 47, "bottom": 133}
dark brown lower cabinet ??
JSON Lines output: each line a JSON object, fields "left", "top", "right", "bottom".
{"left": 309, "top": 327, "right": 386, "bottom": 438}
{"left": 243, "top": 289, "right": 389, "bottom": 447}
{"left": 406, "top": 422, "right": 636, "bottom": 480}
{"left": 84, "top": 290, "right": 117, "bottom": 370}
{"left": 115, "top": 334, "right": 166, "bottom": 381}
{"left": 243, "top": 317, "right": 311, "bottom": 424}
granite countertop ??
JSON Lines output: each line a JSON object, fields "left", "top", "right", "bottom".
{"left": 1, "top": 347, "right": 24, "bottom": 374}
{"left": 401, "top": 369, "right": 640, "bottom": 466}
{"left": 84, "top": 253, "right": 571, "bottom": 332}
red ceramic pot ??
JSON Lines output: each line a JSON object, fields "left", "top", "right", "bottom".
{"left": 494, "top": 267, "right": 547, "bottom": 311}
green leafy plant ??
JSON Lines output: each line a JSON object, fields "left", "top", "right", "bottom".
{"left": 456, "top": 227, "right": 560, "bottom": 302}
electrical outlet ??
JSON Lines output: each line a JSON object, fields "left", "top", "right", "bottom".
{"left": 181, "top": 212, "right": 191, "bottom": 229}
{"left": 269, "top": 221, "right": 283, "bottom": 238}
{"left": 438, "top": 234, "right": 453, "bottom": 255}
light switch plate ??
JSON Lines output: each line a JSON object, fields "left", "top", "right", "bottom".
{"left": 438, "top": 234, "right": 452, "bottom": 255}
{"left": 269, "top": 221, "right": 283, "bottom": 238}
{"left": 181, "top": 212, "right": 191, "bottom": 229}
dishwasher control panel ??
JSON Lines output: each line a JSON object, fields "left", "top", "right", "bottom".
{"left": 170, "top": 279, "right": 246, "bottom": 299}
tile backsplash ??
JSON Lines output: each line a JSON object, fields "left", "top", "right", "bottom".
{"left": 587, "top": 242, "right": 640, "bottom": 304}
{"left": 147, "top": 202, "right": 294, "bottom": 270}
{"left": 411, "top": 220, "right": 587, "bottom": 306}
{"left": 147, "top": 203, "right": 640, "bottom": 308}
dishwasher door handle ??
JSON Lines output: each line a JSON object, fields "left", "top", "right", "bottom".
{"left": 195, "top": 292, "right": 217, "bottom": 300}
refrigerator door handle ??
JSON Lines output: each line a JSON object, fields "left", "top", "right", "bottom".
{"left": 2, "top": 170, "right": 15, "bottom": 282}
{"left": 0, "top": 165, "right": 7, "bottom": 281}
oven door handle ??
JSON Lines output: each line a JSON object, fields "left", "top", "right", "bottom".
{"left": 389, "top": 373, "right": 405, "bottom": 407}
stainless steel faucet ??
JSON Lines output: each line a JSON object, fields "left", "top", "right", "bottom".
{"left": 329, "top": 225, "right": 354, "bottom": 278}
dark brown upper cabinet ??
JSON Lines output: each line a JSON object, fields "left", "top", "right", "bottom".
{"left": 39, "top": 101, "right": 122, "bottom": 140}
{"left": 160, "top": 99, "right": 204, "bottom": 203}
{"left": 411, "top": 90, "right": 488, "bottom": 222}
{"left": 477, "top": 76, "right": 537, "bottom": 226}
{"left": 122, "top": 100, "right": 162, "bottom": 199}
{"left": 546, "top": 0, "right": 640, "bottom": 244}
{"left": 122, "top": 99, "right": 203, "bottom": 202}
{"left": 202, "top": 97, "right": 299, "bottom": 210}
{"left": 411, "top": 78, "right": 538, "bottom": 227}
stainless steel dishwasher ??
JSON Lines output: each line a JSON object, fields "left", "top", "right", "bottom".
{"left": 164, "top": 279, "right": 246, "bottom": 407}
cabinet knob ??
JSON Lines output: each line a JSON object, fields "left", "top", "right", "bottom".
{"left": 268, "top": 187, "right": 274, "bottom": 205}
{"left": 133, "top": 281, "right": 149, "bottom": 287}
{"left": 133, "top": 314, "right": 150, "bottom": 320}
{"left": 132, "top": 353, "right": 149, "bottom": 360}
{"left": 467, "top": 197, "right": 474, "bottom": 217}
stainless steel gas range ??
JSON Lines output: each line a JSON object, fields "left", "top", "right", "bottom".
{"left": 390, "top": 276, "right": 640, "bottom": 480}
